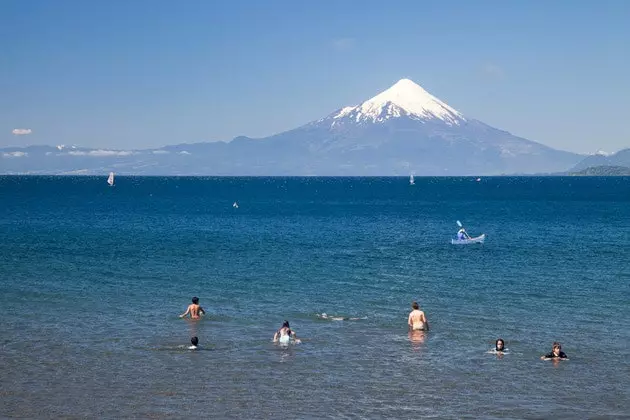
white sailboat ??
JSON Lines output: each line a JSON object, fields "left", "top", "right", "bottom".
{"left": 233, "top": 201, "right": 239, "bottom": 209}
{"left": 107, "top": 172, "right": 115, "bottom": 187}
{"left": 409, "top": 174, "right": 415, "bottom": 185}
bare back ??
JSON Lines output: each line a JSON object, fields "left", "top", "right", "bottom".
{"left": 180, "top": 303, "right": 205, "bottom": 319}
{"left": 408, "top": 309, "right": 427, "bottom": 330}
{"left": 189, "top": 304, "right": 203, "bottom": 319}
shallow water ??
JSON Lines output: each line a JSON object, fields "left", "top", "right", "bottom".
{"left": 1, "top": 176, "right": 629, "bottom": 418}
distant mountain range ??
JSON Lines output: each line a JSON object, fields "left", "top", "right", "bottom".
{"left": 0, "top": 79, "right": 596, "bottom": 175}
{"left": 568, "top": 165, "right": 630, "bottom": 176}
{"left": 569, "top": 148, "right": 630, "bottom": 172}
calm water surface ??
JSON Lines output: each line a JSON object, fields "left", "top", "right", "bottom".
{"left": 1, "top": 176, "right": 629, "bottom": 419}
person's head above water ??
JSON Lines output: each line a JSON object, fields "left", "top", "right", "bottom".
{"left": 412, "top": 302, "right": 419, "bottom": 310}
{"left": 495, "top": 338, "right": 505, "bottom": 351}
{"left": 191, "top": 336, "right": 199, "bottom": 346}
{"left": 282, "top": 320, "right": 290, "bottom": 329}
{"left": 192, "top": 296, "right": 199, "bottom": 304}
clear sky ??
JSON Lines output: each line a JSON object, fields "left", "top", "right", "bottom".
{"left": 2, "top": 0, "right": 629, "bottom": 154}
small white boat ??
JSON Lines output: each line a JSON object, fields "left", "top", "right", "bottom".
{"left": 451, "top": 234, "right": 486, "bottom": 245}
{"left": 107, "top": 172, "right": 115, "bottom": 187}
{"left": 232, "top": 202, "right": 239, "bottom": 208}
{"left": 409, "top": 174, "right": 415, "bottom": 185}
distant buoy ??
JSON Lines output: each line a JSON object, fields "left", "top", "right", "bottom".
{"left": 476, "top": 178, "right": 481, "bottom": 182}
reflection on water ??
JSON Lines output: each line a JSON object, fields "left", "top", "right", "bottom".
{"left": 408, "top": 330, "right": 426, "bottom": 349}
{"left": 184, "top": 318, "right": 200, "bottom": 340}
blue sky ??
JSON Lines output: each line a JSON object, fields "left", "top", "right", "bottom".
{"left": 1, "top": 0, "right": 629, "bottom": 154}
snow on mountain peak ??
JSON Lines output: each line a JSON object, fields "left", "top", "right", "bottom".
{"left": 332, "top": 78, "right": 465, "bottom": 125}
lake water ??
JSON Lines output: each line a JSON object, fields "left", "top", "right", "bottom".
{"left": 1, "top": 176, "right": 629, "bottom": 418}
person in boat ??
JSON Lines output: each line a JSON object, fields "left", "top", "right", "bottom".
{"left": 273, "top": 320, "right": 301, "bottom": 344}
{"left": 541, "top": 342, "right": 568, "bottom": 360}
{"left": 189, "top": 336, "right": 199, "bottom": 350}
{"left": 408, "top": 301, "right": 430, "bottom": 331}
{"left": 457, "top": 228, "right": 471, "bottom": 240}
{"left": 179, "top": 296, "right": 206, "bottom": 319}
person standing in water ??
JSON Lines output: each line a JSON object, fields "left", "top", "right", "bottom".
{"left": 273, "top": 320, "right": 301, "bottom": 344}
{"left": 408, "top": 301, "right": 430, "bottom": 331}
{"left": 179, "top": 296, "right": 206, "bottom": 319}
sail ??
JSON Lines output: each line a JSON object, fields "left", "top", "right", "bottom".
{"left": 409, "top": 174, "right": 415, "bottom": 185}
{"left": 107, "top": 172, "right": 114, "bottom": 186}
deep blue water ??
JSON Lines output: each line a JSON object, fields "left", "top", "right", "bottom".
{"left": 1, "top": 176, "right": 629, "bottom": 419}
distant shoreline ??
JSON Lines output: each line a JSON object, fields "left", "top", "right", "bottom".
{"left": 2, "top": 173, "right": 630, "bottom": 177}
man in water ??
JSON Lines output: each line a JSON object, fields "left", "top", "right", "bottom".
{"left": 408, "top": 301, "right": 430, "bottom": 331}
{"left": 179, "top": 296, "right": 206, "bottom": 319}
{"left": 541, "top": 342, "right": 568, "bottom": 360}
{"left": 189, "top": 336, "right": 199, "bottom": 350}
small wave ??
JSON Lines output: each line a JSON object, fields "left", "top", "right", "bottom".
{"left": 486, "top": 349, "right": 510, "bottom": 354}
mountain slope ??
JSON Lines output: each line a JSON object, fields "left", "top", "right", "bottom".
{"left": 571, "top": 148, "right": 630, "bottom": 171}
{"left": 246, "top": 79, "right": 581, "bottom": 175}
{"left": 1, "top": 79, "right": 583, "bottom": 175}
{"left": 330, "top": 78, "right": 465, "bottom": 125}
{"left": 569, "top": 165, "right": 630, "bottom": 176}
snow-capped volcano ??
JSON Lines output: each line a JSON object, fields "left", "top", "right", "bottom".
{"left": 331, "top": 78, "right": 465, "bottom": 125}
{"left": 1, "top": 77, "right": 585, "bottom": 175}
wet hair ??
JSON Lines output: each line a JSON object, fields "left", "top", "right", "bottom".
{"left": 412, "top": 302, "right": 419, "bottom": 310}
{"left": 282, "top": 320, "right": 290, "bottom": 329}
{"left": 191, "top": 336, "right": 199, "bottom": 346}
{"left": 192, "top": 296, "right": 199, "bottom": 304}
{"left": 553, "top": 341, "right": 562, "bottom": 350}
{"left": 495, "top": 338, "right": 505, "bottom": 350}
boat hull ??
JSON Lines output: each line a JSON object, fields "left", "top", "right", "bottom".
{"left": 451, "top": 234, "right": 485, "bottom": 245}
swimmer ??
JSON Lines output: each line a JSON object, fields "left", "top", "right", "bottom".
{"left": 487, "top": 338, "right": 508, "bottom": 355}
{"left": 188, "top": 336, "right": 199, "bottom": 350}
{"left": 273, "top": 320, "right": 301, "bottom": 345}
{"left": 540, "top": 342, "right": 568, "bottom": 360}
{"left": 408, "top": 301, "right": 430, "bottom": 331}
{"left": 495, "top": 338, "right": 505, "bottom": 353}
{"left": 179, "top": 296, "right": 206, "bottom": 319}
{"left": 317, "top": 313, "right": 362, "bottom": 321}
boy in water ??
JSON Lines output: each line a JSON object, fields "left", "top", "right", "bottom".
{"left": 179, "top": 296, "right": 206, "bottom": 319}
{"left": 189, "top": 336, "right": 199, "bottom": 350}
{"left": 541, "top": 342, "right": 568, "bottom": 360}
{"left": 408, "top": 301, "right": 430, "bottom": 331}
